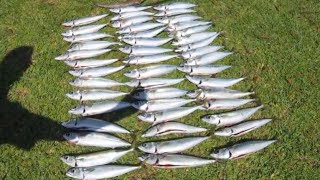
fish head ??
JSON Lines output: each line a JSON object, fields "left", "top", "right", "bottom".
{"left": 69, "top": 69, "right": 83, "bottom": 77}
{"left": 202, "top": 115, "right": 220, "bottom": 125}
{"left": 137, "top": 112, "right": 155, "bottom": 123}
{"left": 139, "top": 154, "right": 159, "bottom": 165}
{"left": 131, "top": 101, "right": 148, "bottom": 111}
{"left": 185, "top": 58, "right": 196, "bottom": 65}
{"left": 124, "top": 69, "right": 139, "bottom": 79}
{"left": 60, "top": 155, "right": 76, "bottom": 167}
{"left": 177, "top": 65, "right": 192, "bottom": 73}
{"left": 186, "top": 75, "right": 201, "bottom": 84}
{"left": 211, "top": 148, "right": 231, "bottom": 159}
{"left": 122, "top": 37, "right": 135, "bottom": 45}
{"left": 66, "top": 167, "right": 83, "bottom": 179}
{"left": 62, "top": 21, "right": 74, "bottom": 27}
{"left": 61, "top": 29, "right": 73, "bottom": 37}
{"left": 63, "top": 132, "right": 79, "bottom": 143}
{"left": 69, "top": 78, "right": 82, "bottom": 86}
{"left": 64, "top": 61, "right": 77, "bottom": 67}
{"left": 61, "top": 119, "right": 77, "bottom": 128}
{"left": 111, "top": 20, "right": 121, "bottom": 28}
{"left": 138, "top": 153, "right": 151, "bottom": 161}
{"left": 63, "top": 36, "right": 75, "bottom": 43}
{"left": 119, "top": 46, "right": 132, "bottom": 54}
{"left": 123, "top": 56, "right": 138, "bottom": 65}
{"left": 157, "top": 17, "right": 169, "bottom": 24}
{"left": 141, "top": 126, "right": 158, "bottom": 137}
{"left": 65, "top": 91, "right": 82, "bottom": 100}
{"left": 68, "top": 44, "right": 81, "bottom": 52}
{"left": 132, "top": 90, "right": 146, "bottom": 99}
{"left": 138, "top": 142, "right": 156, "bottom": 153}
{"left": 186, "top": 89, "right": 202, "bottom": 98}
{"left": 125, "top": 79, "right": 140, "bottom": 87}
{"left": 214, "top": 128, "right": 233, "bottom": 136}
{"left": 68, "top": 105, "right": 85, "bottom": 115}
{"left": 175, "top": 31, "right": 184, "bottom": 39}
{"left": 55, "top": 53, "right": 69, "bottom": 61}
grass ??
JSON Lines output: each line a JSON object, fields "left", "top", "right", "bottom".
{"left": 0, "top": 0, "right": 319, "bottom": 179}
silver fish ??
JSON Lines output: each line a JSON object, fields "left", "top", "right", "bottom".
{"left": 112, "top": 16, "right": 153, "bottom": 28}
{"left": 138, "top": 136, "right": 209, "bottom": 154}
{"left": 174, "top": 25, "right": 212, "bottom": 38}
{"left": 110, "top": 6, "right": 152, "bottom": 13}
{"left": 62, "top": 117, "right": 130, "bottom": 133}
{"left": 211, "top": 140, "right": 276, "bottom": 159}
{"left": 69, "top": 66, "right": 125, "bottom": 78}
{"left": 154, "top": 2, "right": 197, "bottom": 11}
{"left": 187, "top": 88, "right": 254, "bottom": 100}
{"left": 62, "top": 14, "right": 108, "bottom": 27}
{"left": 138, "top": 106, "right": 200, "bottom": 124}
{"left": 122, "top": 37, "right": 172, "bottom": 46}
{"left": 172, "top": 32, "right": 219, "bottom": 46}
{"left": 203, "top": 99, "right": 256, "bottom": 110}
{"left": 63, "top": 132, "right": 131, "bottom": 148}
{"left": 63, "top": 33, "right": 113, "bottom": 43}
{"left": 214, "top": 119, "right": 272, "bottom": 137}
{"left": 119, "top": 27, "right": 166, "bottom": 39}
{"left": 119, "top": 46, "right": 172, "bottom": 56}
{"left": 125, "top": 78, "right": 184, "bottom": 89}
{"left": 68, "top": 41, "right": 121, "bottom": 52}
{"left": 111, "top": 11, "right": 154, "bottom": 21}
{"left": 178, "top": 65, "right": 231, "bottom": 75}
{"left": 131, "top": 87, "right": 187, "bottom": 100}
{"left": 202, "top": 105, "right": 264, "bottom": 126}
{"left": 181, "top": 46, "right": 224, "bottom": 59}
{"left": 132, "top": 98, "right": 195, "bottom": 112}
{"left": 123, "top": 54, "right": 178, "bottom": 65}
{"left": 142, "top": 122, "right": 207, "bottom": 137}
{"left": 155, "top": 9, "right": 196, "bottom": 17}
{"left": 66, "top": 89, "right": 128, "bottom": 101}
{"left": 175, "top": 35, "right": 218, "bottom": 52}
{"left": 124, "top": 64, "right": 177, "bottom": 79}
{"left": 62, "top": 24, "right": 107, "bottom": 37}
{"left": 186, "top": 76, "right": 245, "bottom": 88}
{"left": 69, "top": 77, "right": 124, "bottom": 88}
{"left": 55, "top": 49, "right": 111, "bottom": 61}
{"left": 139, "top": 154, "right": 214, "bottom": 168}
{"left": 117, "top": 22, "right": 164, "bottom": 34}
{"left": 156, "top": 14, "right": 201, "bottom": 24}
{"left": 168, "top": 21, "right": 212, "bottom": 32}
{"left": 185, "top": 51, "right": 234, "bottom": 65}
{"left": 61, "top": 149, "right": 133, "bottom": 167}
{"left": 64, "top": 59, "right": 118, "bottom": 69}
{"left": 68, "top": 101, "right": 131, "bottom": 116}
{"left": 66, "top": 165, "right": 141, "bottom": 179}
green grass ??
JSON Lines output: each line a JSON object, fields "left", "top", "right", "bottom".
{"left": 0, "top": 0, "right": 319, "bottom": 179}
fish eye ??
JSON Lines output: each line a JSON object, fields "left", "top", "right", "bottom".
{"left": 65, "top": 133, "right": 71, "bottom": 137}
{"left": 71, "top": 169, "right": 75, "bottom": 173}
{"left": 142, "top": 143, "right": 147, "bottom": 147}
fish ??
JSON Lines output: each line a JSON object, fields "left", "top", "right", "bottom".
{"left": 69, "top": 65, "right": 125, "bottom": 78}
{"left": 119, "top": 26, "right": 167, "bottom": 39}
{"left": 172, "top": 32, "right": 219, "bottom": 46}
{"left": 175, "top": 35, "right": 219, "bottom": 52}
{"left": 125, "top": 78, "right": 184, "bottom": 89}
{"left": 68, "top": 101, "right": 131, "bottom": 116}
{"left": 62, "top": 117, "right": 130, "bottom": 133}
{"left": 139, "top": 154, "right": 215, "bottom": 168}
{"left": 138, "top": 106, "right": 200, "bottom": 124}
{"left": 210, "top": 140, "right": 276, "bottom": 159}
{"left": 214, "top": 119, "right": 272, "bottom": 137}
{"left": 181, "top": 46, "right": 224, "bottom": 59}
{"left": 69, "top": 77, "right": 124, "bottom": 88}
{"left": 142, "top": 122, "right": 207, "bottom": 137}
{"left": 187, "top": 88, "right": 254, "bottom": 100}
{"left": 122, "top": 37, "right": 172, "bottom": 46}
{"left": 66, "top": 165, "right": 141, "bottom": 179}
{"left": 138, "top": 136, "right": 209, "bottom": 154}
{"left": 68, "top": 41, "right": 122, "bottom": 52}
{"left": 154, "top": 2, "right": 197, "bottom": 11}
{"left": 168, "top": 21, "right": 212, "bottom": 32}
{"left": 64, "top": 59, "right": 119, "bottom": 69}
{"left": 173, "top": 24, "right": 212, "bottom": 38}
{"left": 123, "top": 54, "right": 178, "bottom": 65}
{"left": 62, "top": 14, "right": 108, "bottom": 27}
{"left": 177, "top": 65, "right": 231, "bottom": 75}
{"left": 55, "top": 49, "right": 111, "bottom": 61}
{"left": 186, "top": 76, "right": 245, "bottom": 88}
{"left": 117, "top": 22, "right": 164, "bottom": 34}
{"left": 202, "top": 105, "right": 264, "bottom": 127}
{"left": 111, "top": 11, "right": 154, "bottom": 21}
{"left": 132, "top": 98, "right": 195, "bottom": 112}
{"left": 124, "top": 64, "right": 177, "bottom": 79}
{"left": 203, "top": 99, "right": 256, "bottom": 110}
{"left": 184, "top": 51, "right": 233, "bottom": 65}
{"left": 131, "top": 87, "right": 187, "bottom": 100}
{"left": 61, "top": 149, "right": 133, "bottom": 167}
{"left": 63, "top": 132, "right": 131, "bottom": 148}
{"left": 62, "top": 24, "right": 107, "bottom": 37}
{"left": 63, "top": 33, "right": 113, "bottom": 43}
{"left": 112, "top": 16, "right": 153, "bottom": 28}
{"left": 156, "top": 14, "right": 201, "bottom": 24}
{"left": 155, "top": 9, "right": 196, "bottom": 17}
{"left": 109, "top": 6, "right": 152, "bottom": 13}
{"left": 66, "top": 89, "right": 128, "bottom": 101}
{"left": 119, "top": 46, "right": 172, "bottom": 56}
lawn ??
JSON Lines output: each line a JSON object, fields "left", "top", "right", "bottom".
{"left": 0, "top": 0, "right": 319, "bottom": 179}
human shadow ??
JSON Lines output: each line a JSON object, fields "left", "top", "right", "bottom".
{"left": 0, "top": 46, "right": 63, "bottom": 150}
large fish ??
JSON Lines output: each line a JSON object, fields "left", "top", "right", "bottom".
{"left": 203, "top": 99, "right": 256, "bottom": 110}
{"left": 175, "top": 35, "right": 219, "bottom": 52}
{"left": 211, "top": 140, "right": 276, "bottom": 159}
{"left": 131, "top": 87, "right": 187, "bottom": 100}
{"left": 154, "top": 2, "right": 197, "bottom": 11}
{"left": 168, "top": 21, "right": 212, "bottom": 32}
{"left": 186, "top": 76, "right": 245, "bottom": 88}
{"left": 68, "top": 41, "right": 121, "bottom": 52}
{"left": 66, "top": 165, "right": 141, "bottom": 180}
{"left": 131, "top": 98, "right": 195, "bottom": 112}
{"left": 62, "top": 14, "right": 108, "bottom": 27}
{"left": 123, "top": 54, "right": 178, "bottom": 65}
{"left": 110, "top": 6, "right": 152, "bottom": 13}
{"left": 202, "top": 105, "right": 264, "bottom": 127}
{"left": 63, "top": 33, "right": 113, "bottom": 43}
{"left": 111, "top": 11, "right": 154, "bottom": 21}
{"left": 64, "top": 59, "right": 119, "bottom": 69}
{"left": 68, "top": 101, "right": 131, "bottom": 116}
{"left": 157, "top": 14, "right": 201, "bottom": 24}
{"left": 66, "top": 89, "right": 128, "bottom": 101}
{"left": 69, "top": 77, "right": 124, "bottom": 88}
{"left": 142, "top": 122, "right": 207, "bottom": 137}
{"left": 181, "top": 46, "right": 224, "bottom": 59}
{"left": 55, "top": 49, "right": 110, "bottom": 61}
{"left": 187, "top": 88, "right": 254, "bottom": 100}
{"left": 139, "top": 154, "right": 215, "bottom": 168}
{"left": 173, "top": 25, "right": 212, "bottom": 38}
{"left": 117, "top": 22, "right": 164, "bottom": 34}
{"left": 172, "top": 32, "right": 219, "bottom": 46}
{"left": 61, "top": 149, "right": 133, "bottom": 167}
{"left": 155, "top": 9, "right": 196, "bottom": 17}
{"left": 177, "top": 65, "right": 231, "bottom": 75}
{"left": 119, "top": 46, "right": 172, "bottom": 56}
{"left": 69, "top": 66, "right": 125, "bottom": 78}
{"left": 124, "top": 64, "right": 177, "bottom": 79}
{"left": 62, "top": 117, "right": 130, "bottom": 133}
{"left": 62, "top": 24, "right": 107, "bottom": 37}
{"left": 125, "top": 78, "right": 184, "bottom": 89}
{"left": 122, "top": 37, "right": 172, "bottom": 46}
{"left": 138, "top": 136, "right": 209, "bottom": 154}
{"left": 112, "top": 16, "right": 153, "bottom": 28}
{"left": 184, "top": 51, "right": 233, "bottom": 65}
{"left": 63, "top": 132, "right": 131, "bottom": 148}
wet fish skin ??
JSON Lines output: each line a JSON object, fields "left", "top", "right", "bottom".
{"left": 55, "top": 49, "right": 111, "bottom": 61}
{"left": 132, "top": 98, "right": 195, "bottom": 112}
{"left": 187, "top": 88, "right": 254, "bottom": 100}
{"left": 117, "top": 22, "right": 164, "bottom": 34}
{"left": 63, "top": 33, "right": 113, "bottom": 43}
{"left": 125, "top": 78, "right": 184, "bottom": 89}
{"left": 178, "top": 65, "right": 231, "bottom": 75}
{"left": 203, "top": 99, "right": 256, "bottom": 110}
{"left": 181, "top": 46, "right": 224, "bottom": 59}
{"left": 185, "top": 51, "right": 234, "bottom": 65}
{"left": 172, "top": 32, "right": 219, "bottom": 46}
{"left": 174, "top": 24, "right": 212, "bottom": 38}
{"left": 155, "top": 9, "right": 196, "bottom": 17}
{"left": 124, "top": 64, "right": 177, "bottom": 79}
{"left": 119, "top": 26, "right": 166, "bottom": 39}
{"left": 168, "top": 21, "right": 212, "bottom": 32}
{"left": 186, "top": 75, "right": 245, "bottom": 88}
{"left": 69, "top": 77, "right": 124, "bottom": 88}
{"left": 112, "top": 16, "right": 153, "bottom": 28}
{"left": 157, "top": 14, "right": 201, "bottom": 24}
{"left": 110, "top": 6, "right": 152, "bottom": 13}
{"left": 131, "top": 87, "right": 187, "bottom": 100}
{"left": 62, "top": 24, "right": 107, "bottom": 37}
{"left": 123, "top": 54, "right": 178, "bottom": 65}
{"left": 64, "top": 59, "right": 119, "bottom": 69}
{"left": 154, "top": 2, "right": 197, "bottom": 11}
{"left": 68, "top": 41, "right": 121, "bottom": 52}
{"left": 62, "top": 14, "right": 108, "bottom": 27}
{"left": 69, "top": 66, "right": 125, "bottom": 78}
{"left": 119, "top": 46, "right": 172, "bottom": 56}
{"left": 122, "top": 37, "right": 173, "bottom": 46}
{"left": 111, "top": 11, "right": 154, "bottom": 21}
{"left": 175, "top": 35, "right": 219, "bottom": 52}
{"left": 65, "top": 89, "right": 128, "bottom": 101}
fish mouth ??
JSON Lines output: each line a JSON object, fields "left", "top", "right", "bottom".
{"left": 123, "top": 72, "right": 135, "bottom": 78}
{"left": 61, "top": 32, "right": 71, "bottom": 37}
{"left": 68, "top": 70, "right": 79, "bottom": 77}
{"left": 55, "top": 55, "right": 67, "bottom": 61}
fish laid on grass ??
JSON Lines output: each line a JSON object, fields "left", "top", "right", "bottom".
{"left": 181, "top": 46, "right": 224, "bottom": 59}
{"left": 178, "top": 65, "right": 231, "bottom": 75}
{"left": 202, "top": 105, "right": 264, "bottom": 127}
{"left": 139, "top": 154, "right": 214, "bottom": 168}
{"left": 62, "top": 117, "right": 130, "bottom": 133}
{"left": 55, "top": 49, "right": 111, "bottom": 61}
{"left": 157, "top": 14, "right": 201, "bottom": 24}
{"left": 175, "top": 35, "right": 219, "bottom": 52}
{"left": 66, "top": 165, "right": 141, "bottom": 180}
{"left": 155, "top": 9, "right": 196, "bottom": 17}
{"left": 131, "top": 87, "right": 187, "bottom": 100}
{"left": 68, "top": 41, "right": 121, "bottom": 52}
{"left": 61, "top": 149, "right": 133, "bottom": 167}
{"left": 119, "top": 46, "right": 172, "bottom": 56}
{"left": 125, "top": 78, "right": 184, "bottom": 89}
{"left": 172, "top": 32, "right": 219, "bottom": 46}
{"left": 185, "top": 51, "right": 233, "bottom": 65}
{"left": 142, "top": 122, "right": 207, "bottom": 137}
{"left": 214, "top": 119, "right": 272, "bottom": 137}
{"left": 109, "top": 6, "right": 152, "bottom": 13}
{"left": 63, "top": 132, "right": 131, "bottom": 148}
{"left": 123, "top": 54, "right": 178, "bottom": 65}
{"left": 211, "top": 140, "right": 276, "bottom": 159}
{"left": 124, "top": 64, "right": 177, "bottom": 79}
{"left": 119, "top": 27, "right": 167, "bottom": 39}
{"left": 173, "top": 25, "right": 212, "bottom": 38}
{"left": 154, "top": 2, "right": 197, "bottom": 11}
{"left": 138, "top": 136, "right": 209, "bottom": 154}
{"left": 69, "top": 66, "right": 125, "bottom": 78}
{"left": 66, "top": 89, "right": 128, "bottom": 101}
{"left": 117, "top": 23, "right": 164, "bottom": 34}
{"left": 112, "top": 16, "right": 153, "bottom": 28}
{"left": 70, "top": 77, "right": 124, "bottom": 88}
{"left": 122, "top": 37, "right": 173, "bottom": 46}
{"left": 203, "top": 99, "right": 256, "bottom": 110}
{"left": 186, "top": 76, "right": 245, "bottom": 88}
{"left": 132, "top": 98, "right": 195, "bottom": 112}
{"left": 187, "top": 88, "right": 254, "bottom": 100}
{"left": 62, "top": 24, "right": 107, "bottom": 37}
{"left": 63, "top": 33, "right": 113, "bottom": 43}
{"left": 68, "top": 101, "right": 131, "bottom": 116}
{"left": 168, "top": 21, "right": 212, "bottom": 32}
{"left": 64, "top": 59, "right": 119, "bottom": 69}
{"left": 111, "top": 11, "right": 154, "bottom": 21}
{"left": 62, "top": 14, "right": 108, "bottom": 27}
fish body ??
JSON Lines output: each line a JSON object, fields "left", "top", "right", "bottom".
{"left": 69, "top": 77, "right": 124, "bottom": 88}
{"left": 186, "top": 76, "right": 245, "bottom": 88}
{"left": 185, "top": 51, "right": 233, "bottom": 65}
{"left": 168, "top": 21, "right": 212, "bottom": 32}
{"left": 117, "top": 22, "right": 164, "bottom": 34}
{"left": 204, "top": 99, "right": 255, "bottom": 110}
{"left": 63, "top": 14, "right": 108, "bottom": 27}
{"left": 62, "top": 24, "right": 107, "bottom": 37}
{"left": 120, "top": 26, "right": 166, "bottom": 38}
{"left": 64, "top": 59, "right": 118, "bottom": 69}
{"left": 157, "top": 14, "right": 201, "bottom": 24}
{"left": 112, "top": 16, "right": 153, "bottom": 28}
{"left": 123, "top": 54, "right": 178, "bottom": 65}
{"left": 154, "top": 2, "right": 197, "bottom": 11}
{"left": 55, "top": 49, "right": 111, "bottom": 61}
{"left": 132, "top": 98, "right": 195, "bottom": 112}
{"left": 68, "top": 41, "right": 121, "bottom": 52}
{"left": 174, "top": 25, "right": 212, "bottom": 38}
{"left": 122, "top": 37, "right": 172, "bottom": 46}
{"left": 125, "top": 78, "right": 184, "bottom": 89}
{"left": 111, "top": 11, "right": 154, "bottom": 21}
{"left": 178, "top": 65, "right": 231, "bottom": 75}
{"left": 173, "top": 32, "right": 219, "bottom": 46}
{"left": 155, "top": 9, "right": 196, "bottom": 17}
{"left": 110, "top": 6, "right": 152, "bottom": 13}
{"left": 175, "top": 35, "right": 218, "bottom": 52}
{"left": 181, "top": 46, "right": 224, "bottom": 59}
{"left": 69, "top": 66, "right": 125, "bottom": 78}
{"left": 187, "top": 88, "right": 254, "bottom": 100}
{"left": 132, "top": 87, "right": 187, "bottom": 100}
{"left": 119, "top": 46, "right": 172, "bottom": 56}
{"left": 66, "top": 89, "right": 128, "bottom": 101}
{"left": 63, "top": 33, "right": 113, "bottom": 43}
{"left": 124, "top": 64, "right": 177, "bottom": 79}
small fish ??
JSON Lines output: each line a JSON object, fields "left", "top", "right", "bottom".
{"left": 173, "top": 24, "right": 212, "bottom": 38}
{"left": 186, "top": 76, "right": 245, "bottom": 88}
{"left": 175, "top": 35, "right": 218, "bottom": 52}
{"left": 154, "top": 2, "right": 197, "bottom": 11}
{"left": 181, "top": 46, "right": 224, "bottom": 59}
{"left": 172, "top": 32, "right": 219, "bottom": 46}
{"left": 117, "top": 22, "right": 164, "bottom": 34}
{"left": 122, "top": 37, "right": 172, "bottom": 46}
{"left": 62, "top": 24, "right": 107, "bottom": 37}
{"left": 123, "top": 54, "right": 178, "bottom": 65}
{"left": 132, "top": 98, "right": 195, "bottom": 112}
{"left": 109, "top": 6, "right": 152, "bottom": 13}
{"left": 69, "top": 77, "right": 124, "bottom": 88}
{"left": 55, "top": 49, "right": 111, "bottom": 61}
{"left": 125, "top": 78, "right": 184, "bottom": 89}
{"left": 62, "top": 14, "right": 108, "bottom": 27}
{"left": 119, "top": 46, "right": 172, "bottom": 56}
{"left": 168, "top": 21, "right": 212, "bottom": 32}
{"left": 131, "top": 87, "right": 187, "bottom": 100}
{"left": 64, "top": 59, "right": 118, "bottom": 69}
{"left": 203, "top": 99, "right": 256, "bottom": 110}
{"left": 210, "top": 140, "right": 276, "bottom": 159}
{"left": 185, "top": 51, "right": 233, "bottom": 65}
{"left": 63, "top": 33, "right": 113, "bottom": 43}
{"left": 68, "top": 41, "right": 121, "bottom": 52}
{"left": 119, "top": 27, "right": 166, "bottom": 39}
{"left": 124, "top": 64, "right": 176, "bottom": 79}
{"left": 112, "top": 16, "right": 153, "bottom": 28}
{"left": 111, "top": 11, "right": 154, "bottom": 21}
{"left": 66, "top": 89, "right": 128, "bottom": 101}
{"left": 202, "top": 105, "right": 264, "bottom": 127}
{"left": 157, "top": 14, "right": 201, "bottom": 24}
{"left": 187, "top": 88, "right": 254, "bottom": 100}
{"left": 69, "top": 66, "right": 125, "bottom": 78}
{"left": 178, "top": 65, "right": 231, "bottom": 75}
{"left": 155, "top": 9, "right": 196, "bottom": 17}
